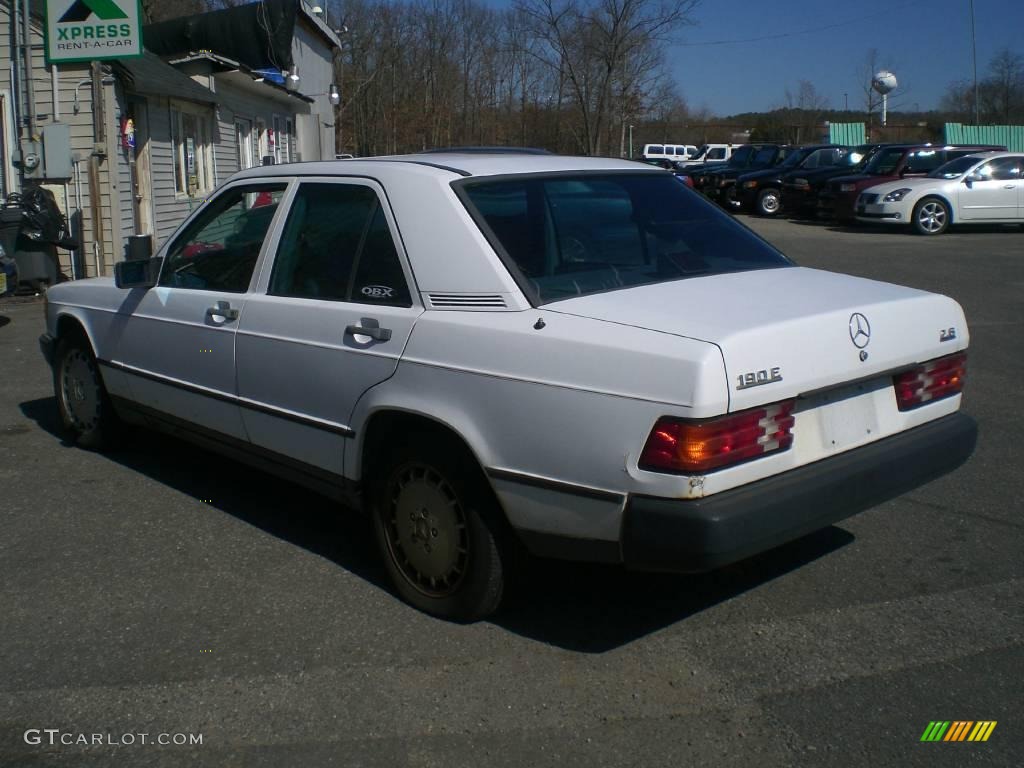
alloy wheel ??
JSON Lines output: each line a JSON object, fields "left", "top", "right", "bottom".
{"left": 383, "top": 463, "right": 470, "bottom": 598}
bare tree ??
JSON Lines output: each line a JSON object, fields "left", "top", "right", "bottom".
{"left": 980, "top": 48, "right": 1024, "bottom": 123}
{"left": 515, "top": 0, "right": 699, "bottom": 155}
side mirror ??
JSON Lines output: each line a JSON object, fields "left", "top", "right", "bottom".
{"left": 114, "top": 256, "right": 162, "bottom": 289}
{"left": 963, "top": 173, "right": 981, "bottom": 185}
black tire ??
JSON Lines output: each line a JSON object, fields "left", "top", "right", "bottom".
{"left": 912, "top": 197, "right": 950, "bottom": 235}
{"left": 371, "top": 435, "right": 507, "bottom": 621}
{"left": 756, "top": 187, "right": 782, "bottom": 216}
{"left": 53, "top": 334, "right": 119, "bottom": 450}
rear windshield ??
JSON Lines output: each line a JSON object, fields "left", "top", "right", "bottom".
{"left": 458, "top": 173, "right": 792, "bottom": 304}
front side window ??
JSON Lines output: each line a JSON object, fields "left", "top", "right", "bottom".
{"left": 728, "top": 146, "right": 754, "bottom": 166}
{"left": 864, "top": 147, "right": 906, "bottom": 175}
{"left": 974, "top": 156, "right": 1022, "bottom": 181}
{"left": 268, "top": 183, "right": 412, "bottom": 306}
{"left": 647, "top": 145, "right": 664, "bottom": 155}
{"left": 170, "top": 105, "right": 215, "bottom": 196}
{"left": 160, "top": 184, "right": 287, "bottom": 292}
{"left": 903, "top": 150, "right": 944, "bottom": 174}
{"left": 753, "top": 147, "right": 778, "bottom": 166}
{"left": 460, "top": 173, "right": 791, "bottom": 304}
{"left": 706, "top": 147, "right": 726, "bottom": 160}
{"left": 929, "top": 155, "right": 982, "bottom": 179}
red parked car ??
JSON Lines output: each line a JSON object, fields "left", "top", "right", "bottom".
{"left": 818, "top": 144, "right": 1005, "bottom": 222}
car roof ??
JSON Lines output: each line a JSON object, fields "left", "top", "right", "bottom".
{"left": 233, "top": 153, "right": 660, "bottom": 181}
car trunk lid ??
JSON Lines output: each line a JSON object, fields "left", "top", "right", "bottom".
{"left": 546, "top": 267, "right": 968, "bottom": 411}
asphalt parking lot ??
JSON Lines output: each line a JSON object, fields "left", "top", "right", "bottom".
{"left": 1, "top": 218, "right": 1021, "bottom": 767}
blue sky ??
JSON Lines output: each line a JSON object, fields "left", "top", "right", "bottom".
{"left": 479, "top": 0, "right": 1023, "bottom": 116}
{"left": 666, "top": 0, "right": 1023, "bottom": 115}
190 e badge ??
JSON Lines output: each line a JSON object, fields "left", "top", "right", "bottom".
{"left": 736, "top": 367, "right": 783, "bottom": 390}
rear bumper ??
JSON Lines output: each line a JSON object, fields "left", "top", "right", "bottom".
{"left": 620, "top": 412, "right": 977, "bottom": 572}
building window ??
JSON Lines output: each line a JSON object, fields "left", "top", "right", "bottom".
{"left": 170, "top": 104, "right": 214, "bottom": 196}
{"left": 272, "top": 115, "right": 295, "bottom": 164}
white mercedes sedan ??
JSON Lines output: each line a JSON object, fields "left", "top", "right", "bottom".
{"left": 40, "top": 152, "right": 977, "bottom": 620}
{"left": 856, "top": 151, "right": 1023, "bottom": 234}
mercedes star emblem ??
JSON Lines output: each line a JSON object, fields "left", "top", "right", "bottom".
{"left": 849, "top": 312, "right": 871, "bottom": 349}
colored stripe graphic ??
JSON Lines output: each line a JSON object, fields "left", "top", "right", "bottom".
{"left": 920, "top": 721, "right": 996, "bottom": 742}
{"left": 920, "top": 721, "right": 950, "bottom": 741}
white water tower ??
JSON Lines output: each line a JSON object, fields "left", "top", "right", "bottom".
{"left": 872, "top": 70, "right": 898, "bottom": 126}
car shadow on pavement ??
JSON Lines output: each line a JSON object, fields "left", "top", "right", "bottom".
{"left": 21, "top": 395, "right": 855, "bottom": 653}
{"left": 496, "top": 527, "right": 853, "bottom": 652}
{"left": 18, "top": 396, "right": 388, "bottom": 591}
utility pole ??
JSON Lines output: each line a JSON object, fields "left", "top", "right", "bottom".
{"left": 628, "top": 124, "right": 634, "bottom": 158}
{"left": 843, "top": 93, "right": 848, "bottom": 111}
{"left": 969, "top": 0, "right": 979, "bottom": 125}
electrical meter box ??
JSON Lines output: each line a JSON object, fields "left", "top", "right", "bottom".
{"left": 21, "top": 123, "right": 73, "bottom": 180}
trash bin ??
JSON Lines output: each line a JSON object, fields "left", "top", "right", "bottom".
{"left": 0, "top": 205, "right": 58, "bottom": 292}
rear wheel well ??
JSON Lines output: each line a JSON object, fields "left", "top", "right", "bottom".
{"left": 359, "top": 411, "right": 512, "bottom": 523}
{"left": 361, "top": 411, "right": 484, "bottom": 484}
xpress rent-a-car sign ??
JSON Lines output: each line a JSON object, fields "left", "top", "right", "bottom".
{"left": 46, "top": 0, "right": 143, "bottom": 63}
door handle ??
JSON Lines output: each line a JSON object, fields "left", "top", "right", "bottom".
{"left": 207, "top": 300, "right": 239, "bottom": 321}
{"left": 345, "top": 323, "right": 392, "bottom": 341}
{"left": 1003, "top": 184, "right": 1016, "bottom": 189}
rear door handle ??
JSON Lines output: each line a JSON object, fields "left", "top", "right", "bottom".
{"left": 346, "top": 323, "right": 392, "bottom": 341}
{"left": 207, "top": 300, "right": 239, "bottom": 321}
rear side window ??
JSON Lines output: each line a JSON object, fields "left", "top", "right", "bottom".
{"left": 268, "top": 183, "right": 412, "bottom": 306}
{"left": 459, "top": 173, "right": 791, "bottom": 304}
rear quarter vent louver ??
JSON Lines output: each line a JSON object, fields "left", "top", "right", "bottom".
{"left": 426, "top": 293, "right": 508, "bottom": 310}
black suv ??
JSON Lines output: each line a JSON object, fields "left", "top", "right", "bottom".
{"left": 781, "top": 144, "right": 891, "bottom": 217}
{"left": 736, "top": 145, "right": 848, "bottom": 215}
{"left": 696, "top": 144, "right": 788, "bottom": 208}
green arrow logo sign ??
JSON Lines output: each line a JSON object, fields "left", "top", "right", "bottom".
{"left": 59, "top": 0, "right": 129, "bottom": 23}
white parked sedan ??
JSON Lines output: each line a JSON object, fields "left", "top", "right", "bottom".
{"left": 855, "top": 151, "right": 1023, "bottom": 234}
{"left": 40, "top": 152, "right": 977, "bottom": 620}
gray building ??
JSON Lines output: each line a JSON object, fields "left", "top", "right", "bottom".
{"left": 0, "top": 0, "right": 340, "bottom": 282}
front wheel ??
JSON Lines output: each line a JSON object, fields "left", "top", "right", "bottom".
{"left": 54, "top": 335, "right": 119, "bottom": 449}
{"left": 756, "top": 187, "right": 782, "bottom": 216}
{"left": 913, "top": 197, "right": 950, "bottom": 235}
{"left": 372, "top": 438, "right": 507, "bottom": 621}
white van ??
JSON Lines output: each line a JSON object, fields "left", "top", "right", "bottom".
{"left": 642, "top": 143, "right": 699, "bottom": 161}
{"left": 674, "top": 144, "right": 737, "bottom": 167}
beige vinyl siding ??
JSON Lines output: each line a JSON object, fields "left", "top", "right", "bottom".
{"left": 147, "top": 97, "right": 203, "bottom": 247}
{"left": 0, "top": 4, "right": 118, "bottom": 277}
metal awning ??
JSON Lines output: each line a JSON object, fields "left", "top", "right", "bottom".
{"left": 114, "top": 51, "right": 216, "bottom": 104}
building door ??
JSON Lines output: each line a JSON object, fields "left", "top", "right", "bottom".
{"left": 235, "top": 118, "right": 253, "bottom": 171}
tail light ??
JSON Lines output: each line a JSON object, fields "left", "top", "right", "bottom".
{"left": 893, "top": 352, "right": 967, "bottom": 411}
{"left": 640, "top": 401, "right": 795, "bottom": 474}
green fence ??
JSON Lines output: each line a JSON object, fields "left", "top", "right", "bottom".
{"left": 944, "top": 123, "right": 1024, "bottom": 151}
{"left": 828, "top": 122, "right": 866, "bottom": 146}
